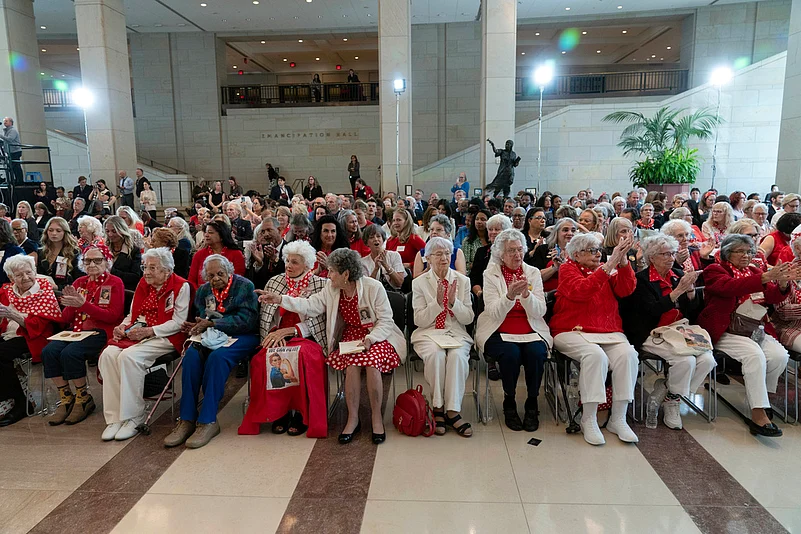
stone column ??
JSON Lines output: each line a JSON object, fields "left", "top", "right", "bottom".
{"left": 776, "top": 0, "right": 801, "bottom": 192}
{"left": 75, "top": 0, "right": 136, "bottom": 184}
{"left": 479, "top": 0, "right": 517, "bottom": 188}
{"left": 0, "top": 0, "right": 48, "bottom": 162}
{"left": 378, "top": 0, "right": 412, "bottom": 194}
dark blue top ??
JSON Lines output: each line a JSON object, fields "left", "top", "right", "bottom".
{"left": 0, "top": 243, "right": 25, "bottom": 285}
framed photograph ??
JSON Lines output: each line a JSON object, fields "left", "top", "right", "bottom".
{"left": 474, "top": 188, "right": 482, "bottom": 197}
{"left": 404, "top": 184, "right": 413, "bottom": 196}
{"left": 526, "top": 187, "right": 537, "bottom": 195}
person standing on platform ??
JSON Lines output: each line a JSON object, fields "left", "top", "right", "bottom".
{"left": 0, "top": 117, "right": 22, "bottom": 183}
{"left": 118, "top": 171, "right": 134, "bottom": 208}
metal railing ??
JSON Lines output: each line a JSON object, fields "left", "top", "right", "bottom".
{"left": 221, "top": 82, "right": 380, "bottom": 110}
{"left": 42, "top": 88, "right": 77, "bottom": 109}
{"left": 516, "top": 69, "right": 689, "bottom": 99}
{"left": 148, "top": 179, "right": 195, "bottom": 207}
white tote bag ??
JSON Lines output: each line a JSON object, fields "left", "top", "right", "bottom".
{"left": 641, "top": 319, "right": 713, "bottom": 357}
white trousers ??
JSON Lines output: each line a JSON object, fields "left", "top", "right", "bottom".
{"left": 643, "top": 340, "right": 717, "bottom": 398}
{"left": 715, "top": 333, "right": 789, "bottom": 409}
{"left": 415, "top": 339, "right": 470, "bottom": 412}
{"left": 554, "top": 332, "right": 638, "bottom": 404}
{"left": 99, "top": 338, "right": 174, "bottom": 424}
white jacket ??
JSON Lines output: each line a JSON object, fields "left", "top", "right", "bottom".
{"left": 474, "top": 260, "right": 552, "bottom": 351}
{"left": 410, "top": 268, "right": 474, "bottom": 346}
{"left": 279, "top": 276, "right": 407, "bottom": 362}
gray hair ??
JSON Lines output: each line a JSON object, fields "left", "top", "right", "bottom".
{"left": 428, "top": 214, "right": 452, "bottom": 235}
{"left": 282, "top": 240, "right": 317, "bottom": 270}
{"left": 78, "top": 215, "right": 103, "bottom": 237}
{"left": 546, "top": 218, "right": 577, "bottom": 248}
{"left": 752, "top": 203, "right": 768, "bottom": 214}
{"left": 3, "top": 254, "right": 36, "bottom": 278}
{"left": 339, "top": 209, "right": 356, "bottom": 224}
{"left": 168, "top": 217, "right": 195, "bottom": 250}
{"left": 727, "top": 218, "right": 760, "bottom": 236}
{"left": 660, "top": 219, "right": 692, "bottom": 237}
{"left": 254, "top": 217, "right": 280, "bottom": 240}
{"left": 641, "top": 234, "right": 679, "bottom": 265}
{"left": 328, "top": 248, "right": 364, "bottom": 281}
{"left": 11, "top": 218, "right": 27, "bottom": 230}
{"left": 486, "top": 213, "right": 513, "bottom": 232}
{"left": 719, "top": 234, "right": 756, "bottom": 263}
{"left": 669, "top": 207, "right": 692, "bottom": 220}
{"left": 201, "top": 254, "right": 235, "bottom": 281}
{"left": 361, "top": 223, "right": 387, "bottom": 244}
{"left": 565, "top": 233, "right": 603, "bottom": 261}
{"left": 142, "top": 247, "right": 175, "bottom": 273}
{"left": 426, "top": 236, "right": 454, "bottom": 256}
{"left": 611, "top": 196, "right": 626, "bottom": 206}
{"left": 491, "top": 228, "right": 527, "bottom": 263}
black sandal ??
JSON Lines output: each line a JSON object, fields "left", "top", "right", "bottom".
{"left": 271, "top": 412, "right": 291, "bottom": 434}
{"left": 444, "top": 413, "right": 473, "bottom": 437}
{"left": 287, "top": 412, "right": 308, "bottom": 436}
{"left": 433, "top": 409, "right": 446, "bottom": 436}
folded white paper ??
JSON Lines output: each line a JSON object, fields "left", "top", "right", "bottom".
{"left": 424, "top": 333, "right": 463, "bottom": 348}
{"left": 735, "top": 298, "right": 768, "bottom": 320}
{"left": 48, "top": 331, "right": 98, "bottom": 342}
{"left": 578, "top": 332, "right": 623, "bottom": 344}
{"left": 500, "top": 333, "right": 542, "bottom": 343}
{"left": 338, "top": 340, "right": 365, "bottom": 354}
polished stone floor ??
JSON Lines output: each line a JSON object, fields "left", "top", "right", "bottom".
{"left": 1, "top": 363, "right": 799, "bottom": 534}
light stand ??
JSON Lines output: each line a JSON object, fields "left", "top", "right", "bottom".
{"left": 393, "top": 79, "right": 406, "bottom": 195}
{"left": 533, "top": 64, "right": 554, "bottom": 185}
{"left": 709, "top": 67, "right": 732, "bottom": 191}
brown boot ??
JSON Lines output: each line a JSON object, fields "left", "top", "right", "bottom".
{"left": 185, "top": 421, "right": 220, "bottom": 449}
{"left": 164, "top": 420, "right": 196, "bottom": 448}
{"left": 64, "top": 395, "right": 96, "bottom": 425}
{"left": 48, "top": 387, "right": 75, "bottom": 426}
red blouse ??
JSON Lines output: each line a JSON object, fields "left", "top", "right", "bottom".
{"left": 387, "top": 234, "right": 426, "bottom": 264}
{"left": 189, "top": 246, "right": 246, "bottom": 288}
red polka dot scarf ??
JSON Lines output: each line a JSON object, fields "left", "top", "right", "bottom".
{"left": 3, "top": 279, "right": 62, "bottom": 324}
{"left": 435, "top": 278, "right": 455, "bottom": 329}
{"left": 501, "top": 264, "right": 527, "bottom": 313}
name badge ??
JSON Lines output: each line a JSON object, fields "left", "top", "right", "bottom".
{"left": 165, "top": 293, "right": 174, "bottom": 312}
{"left": 98, "top": 287, "right": 111, "bottom": 306}
{"left": 359, "top": 307, "right": 375, "bottom": 328}
{"left": 56, "top": 256, "right": 67, "bottom": 277}
{"left": 396, "top": 246, "right": 405, "bottom": 253}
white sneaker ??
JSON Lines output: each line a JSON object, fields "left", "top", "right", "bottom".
{"left": 580, "top": 417, "right": 606, "bottom": 446}
{"left": 114, "top": 419, "right": 141, "bottom": 441}
{"left": 662, "top": 397, "right": 682, "bottom": 430}
{"left": 102, "top": 422, "right": 122, "bottom": 441}
{"left": 607, "top": 418, "right": 639, "bottom": 443}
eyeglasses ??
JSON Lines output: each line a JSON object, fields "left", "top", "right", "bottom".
{"left": 654, "top": 251, "right": 677, "bottom": 258}
{"left": 532, "top": 216, "right": 546, "bottom": 221}
{"left": 731, "top": 249, "right": 755, "bottom": 256}
{"left": 84, "top": 257, "right": 105, "bottom": 265}
{"left": 512, "top": 214, "right": 524, "bottom": 218}
{"left": 582, "top": 248, "right": 602, "bottom": 255}
{"left": 744, "top": 233, "right": 758, "bottom": 238}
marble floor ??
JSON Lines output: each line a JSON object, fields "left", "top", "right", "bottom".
{"left": 1, "top": 362, "right": 800, "bottom": 534}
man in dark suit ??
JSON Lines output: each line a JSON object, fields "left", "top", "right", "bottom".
{"left": 269, "top": 176, "right": 294, "bottom": 204}
{"left": 412, "top": 189, "right": 427, "bottom": 220}
{"left": 67, "top": 198, "right": 88, "bottom": 236}
{"left": 72, "top": 176, "right": 92, "bottom": 202}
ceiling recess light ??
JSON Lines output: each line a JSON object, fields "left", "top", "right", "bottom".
{"left": 318, "top": 15, "right": 322, "bottom": 18}
{"left": 617, "top": 5, "right": 623, "bottom": 9}
{"left": 222, "top": 19, "right": 226, "bottom": 22}
{"left": 342, "top": 14, "right": 347, "bottom": 17}
{"left": 367, "top": 13, "right": 371, "bottom": 16}
{"left": 40, "top": 25, "right": 46, "bottom": 29}
{"left": 565, "top": 7, "right": 570, "bottom": 10}
{"left": 40, "top": 72, "right": 45, "bottom": 75}
{"left": 283, "top": 58, "right": 287, "bottom": 61}
{"left": 298, "top": 39, "right": 303, "bottom": 42}
{"left": 561, "top": 51, "right": 566, "bottom": 54}
{"left": 666, "top": 46, "right": 672, "bottom": 50}
{"left": 521, "top": 52, "right": 525, "bottom": 55}
{"left": 315, "top": 57, "right": 320, "bottom": 60}
{"left": 260, "top": 40, "right": 265, "bottom": 44}
{"left": 200, "top": 2, "right": 206, "bottom": 6}
{"left": 660, "top": 57, "right": 664, "bottom": 60}
{"left": 651, "top": 54, "right": 656, "bottom": 58}
{"left": 582, "top": 31, "right": 587, "bottom": 35}
{"left": 233, "top": 65, "right": 237, "bottom": 68}
{"left": 354, "top": 56, "right": 359, "bottom": 59}
{"left": 41, "top": 49, "right": 46, "bottom": 52}
{"left": 306, "top": 0, "right": 312, "bottom": 2}
{"left": 293, "top": 16, "right": 298, "bottom": 19}
{"left": 622, "top": 30, "right": 627, "bottom": 33}
{"left": 76, "top": 47, "right": 80, "bottom": 50}
{"left": 343, "top": 38, "right": 348, "bottom": 41}
{"left": 253, "top": 0, "right": 258, "bottom": 3}
{"left": 535, "top": 32, "right": 540, "bottom": 36}
{"left": 596, "top": 50, "right": 601, "bottom": 53}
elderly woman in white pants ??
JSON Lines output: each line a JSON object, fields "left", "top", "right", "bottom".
{"left": 411, "top": 237, "right": 474, "bottom": 437}
{"left": 550, "top": 232, "right": 639, "bottom": 446}
{"left": 698, "top": 234, "right": 795, "bottom": 437}
{"left": 99, "top": 248, "right": 191, "bottom": 442}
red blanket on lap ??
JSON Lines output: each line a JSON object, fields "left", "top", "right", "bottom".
{"left": 238, "top": 338, "right": 328, "bottom": 438}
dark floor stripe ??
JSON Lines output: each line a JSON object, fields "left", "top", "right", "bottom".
{"left": 276, "top": 373, "right": 392, "bottom": 534}
{"left": 28, "top": 375, "right": 246, "bottom": 534}
{"left": 635, "top": 420, "right": 788, "bottom": 534}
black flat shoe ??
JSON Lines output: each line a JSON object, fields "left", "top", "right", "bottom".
{"left": 338, "top": 420, "right": 361, "bottom": 444}
{"left": 504, "top": 410, "right": 523, "bottom": 432}
{"left": 372, "top": 432, "right": 386, "bottom": 444}
{"left": 523, "top": 410, "right": 539, "bottom": 432}
{"left": 748, "top": 419, "right": 782, "bottom": 437}
{"left": 235, "top": 360, "right": 248, "bottom": 379}
{"left": 287, "top": 412, "right": 308, "bottom": 436}
{"left": 765, "top": 407, "right": 774, "bottom": 421}
{"left": 0, "top": 404, "right": 28, "bottom": 427}
{"left": 271, "top": 412, "right": 291, "bottom": 434}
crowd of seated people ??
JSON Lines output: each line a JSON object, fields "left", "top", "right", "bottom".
{"left": 2, "top": 175, "right": 801, "bottom": 452}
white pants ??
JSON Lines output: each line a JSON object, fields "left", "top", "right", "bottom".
{"left": 415, "top": 339, "right": 470, "bottom": 412}
{"left": 99, "top": 338, "right": 174, "bottom": 424}
{"left": 715, "top": 333, "right": 789, "bottom": 409}
{"left": 643, "top": 340, "right": 717, "bottom": 398}
{"left": 554, "top": 332, "right": 638, "bottom": 404}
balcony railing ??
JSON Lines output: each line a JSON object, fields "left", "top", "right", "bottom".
{"left": 516, "top": 69, "right": 689, "bottom": 100}
{"left": 42, "top": 88, "right": 77, "bottom": 109}
{"left": 221, "top": 82, "right": 379, "bottom": 111}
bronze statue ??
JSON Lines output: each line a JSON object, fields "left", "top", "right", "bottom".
{"left": 485, "top": 138, "right": 521, "bottom": 198}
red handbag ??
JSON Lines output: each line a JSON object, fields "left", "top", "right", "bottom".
{"left": 393, "top": 385, "right": 435, "bottom": 437}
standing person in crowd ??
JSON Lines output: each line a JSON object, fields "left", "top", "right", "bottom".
{"left": 34, "top": 202, "right": 51, "bottom": 232}
{"left": 767, "top": 191, "right": 783, "bottom": 222}
{"left": 246, "top": 218, "right": 285, "bottom": 290}
{"left": 361, "top": 225, "right": 405, "bottom": 291}
{"left": 698, "top": 234, "right": 795, "bottom": 437}
{"left": 310, "top": 214, "right": 349, "bottom": 278}
{"left": 1, "top": 117, "right": 23, "bottom": 183}
{"left": 208, "top": 181, "right": 226, "bottom": 213}
{"left": 386, "top": 208, "right": 426, "bottom": 270}
{"left": 730, "top": 191, "right": 747, "bottom": 219}
{"left": 701, "top": 202, "right": 734, "bottom": 246}
{"left": 118, "top": 171, "right": 134, "bottom": 208}
{"left": 266, "top": 163, "right": 279, "bottom": 188}
{"left": 104, "top": 216, "right": 143, "bottom": 291}
{"left": 451, "top": 172, "right": 470, "bottom": 201}
{"left": 228, "top": 176, "right": 243, "bottom": 198}
{"left": 531, "top": 218, "right": 576, "bottom": 292}
{"left": 353, "top": 178, "right": 374, "bottom": 200}
{"left": 347, "top": 69, "right": 361, "bottom": 101}
{"left": 523, "top": 208, "right": 549, "bottom": 265}
{"left": 73, "top": 176, "right": 93, "bottom": 203}
{"left": 303, "top": 176, "right": 323, "bottom": 201}
{"left": 770, "top": 193, "right": 800, "bottom": 230}
{"left": 476, "top": 229, "right": 551, "bottom": 432}
{"left": 192, "top": 180, "right": 210, "bottom": 206}
{"left": 43, "top": 244, "right": 125, "bottom": 426}
{"left": 270, "top": 177, "right": 293, "bottom": 204}
{"left": 189, "top": 219, "right": 245, "bottom": 288}
{"left": 552, "top": 232, "right": 639, "bottom": 446}
{"left": 38, "top": 217, "right": 81, "bottom": 290}
{"left": 12, "top": 219, "right": 38, "bottom": 263}
{"left": 347, "top": 154, "right": 360, "bottom": 194}
{"left": 310, "top": 73, "right": 323, "bottom": 102}
{"left": 134, "top": 168, "right": 151, "bottom": 199}
{"left": 15, "top": 201, "right": 39, "bottom": 242}
{"left": 259, "top": 248, "right": 405, "bottom": 445}
{"left": 760, "top": 212, "right": 801, "bottom": 266}
{"left": 411, "top": 237, "right": 474, "bottom": 437}
{"left": 53, "top": 187, "right": 70, "bottom": 217}
{"left": 139, "top": 181, "right": 157, "bottom": 220}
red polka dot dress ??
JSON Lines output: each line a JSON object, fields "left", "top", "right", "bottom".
{"left": 326, "top": 292, "right": 400, "bottom": 373}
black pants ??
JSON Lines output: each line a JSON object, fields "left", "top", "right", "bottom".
{"left": 0, "top": 337, "right": 31, "bottom": 405}
{"left": 10, "top": 152, "right": 23, "bottom": 183}
{"left": 484, "top": 332, "right": 547, "bottom": 404}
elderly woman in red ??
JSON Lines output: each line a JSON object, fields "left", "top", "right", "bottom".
{"left": 698, "top": 234, "right": 795, "bottom": 437}
{"left": 551, "top": 232, "right": 639, "bottom": 446}
{"left": 0, "top": 255, "right": 62, "bottom": 426}
{"left": 42, "top": 244, "right": 125, "bottom": 426}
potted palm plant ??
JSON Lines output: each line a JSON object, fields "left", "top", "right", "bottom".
{"left": 602, "top": 106, "right": 722, "bottom": 197}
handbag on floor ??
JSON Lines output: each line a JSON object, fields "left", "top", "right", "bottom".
{"left": 392, "top": 385, "right": 435, "bottom": 437}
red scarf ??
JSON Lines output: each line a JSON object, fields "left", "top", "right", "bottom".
{"left": 434, "top": 277, "right": 455, "bottom": 328}
{"left": 1, "top": 279, "right": 62, "bottom": 328}
{"left": 286, "top": 271, "right": 313, "bottom": 298}
{"left": 649, "top": 266, "right": 682, "bottom": 325}
{"left": 501, "top": 264, "right": 527, "bottom": 314}
{"left": 211, "top": 275, "right": 234, "bottom": 313}
{"left": 637, "top": 219, "right": 654, "bottom": 230}
{"left": 728, "top": 262, "right": 766, "bottom": 306}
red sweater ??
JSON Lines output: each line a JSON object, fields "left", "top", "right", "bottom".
{"left": 697, "top": 263, "right": 787, "bottom": 343}
{"left": 61, "top": 274, "right": 125, "bottom": 341}
{"left": 550, "top": 261, "right": 636, "bottom": 336}
{"left": 766, "top": 230, "right": 789, "bottom": 266}
{"left": 387, "top": 235, "right": 426, "bottom": 264}
{"left": 189, "top": 246, "right": 246, "bottom": 289}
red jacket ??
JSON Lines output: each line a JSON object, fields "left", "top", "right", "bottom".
{"left": 550, "top": 261, "right": 636, "bottom": 336}
{"left": 697, "top": 263, "right": 787, "bottom": 343}
{"left": 61, "top": 274, "right": 125, "bottom": 341}
{"left": 189, "top": 246, "right": 245, "bottom": 289}
{"left": 127, "top": 273, "right": 190, "bottom": 353}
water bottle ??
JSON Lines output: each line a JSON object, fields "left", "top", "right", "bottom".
{"left": 646, "top": 380, "right": 668, "bottom": 429}
{"left": 751, "top": 325, "right": 765, "bottom": 345}
{"left": 567, "top": 366, "right": 580, "bottom": 417}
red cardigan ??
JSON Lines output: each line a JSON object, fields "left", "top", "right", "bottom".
{"left": 188, "top": 246, "right": 246, "bottom": 289}
{"left": 550, "top": 261, "right": 636, "bottom": 336}
{"left": 697, "top": 263, "right": 787, "bottom": 343}
{"left": 61, "top": 274, "right": 125, "bottom": 341}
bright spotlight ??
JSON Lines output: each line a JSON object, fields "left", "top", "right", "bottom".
{"left": 393, "top": 78, "right": 406, "bottom": 94}
{"left": 72, "top": 87, "right": 94, "bottom": 109}
{"left": 710, "top": 66, "right": 733, "bottom": 86}
{"left": 533, "top": 63, "right": 554, "bottom": 87}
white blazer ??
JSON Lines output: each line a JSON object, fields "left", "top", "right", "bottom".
{"left": 410, "top": 268, "right": 474, "bottom": 345}
{"left": 279, "top": 275, "right": 408, "bottom": 362}
{"left": 474, "top": 260, "right": 553, "bottom": 351}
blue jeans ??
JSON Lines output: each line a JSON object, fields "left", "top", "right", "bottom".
{"left": 180, "top": 335, "right": 259, "bottom": 424}
{"left": 42, "top": 330, "right": 108, "bottom": 381}
{"left": 484, "top": 332, "right": 547, "bottom": 406}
